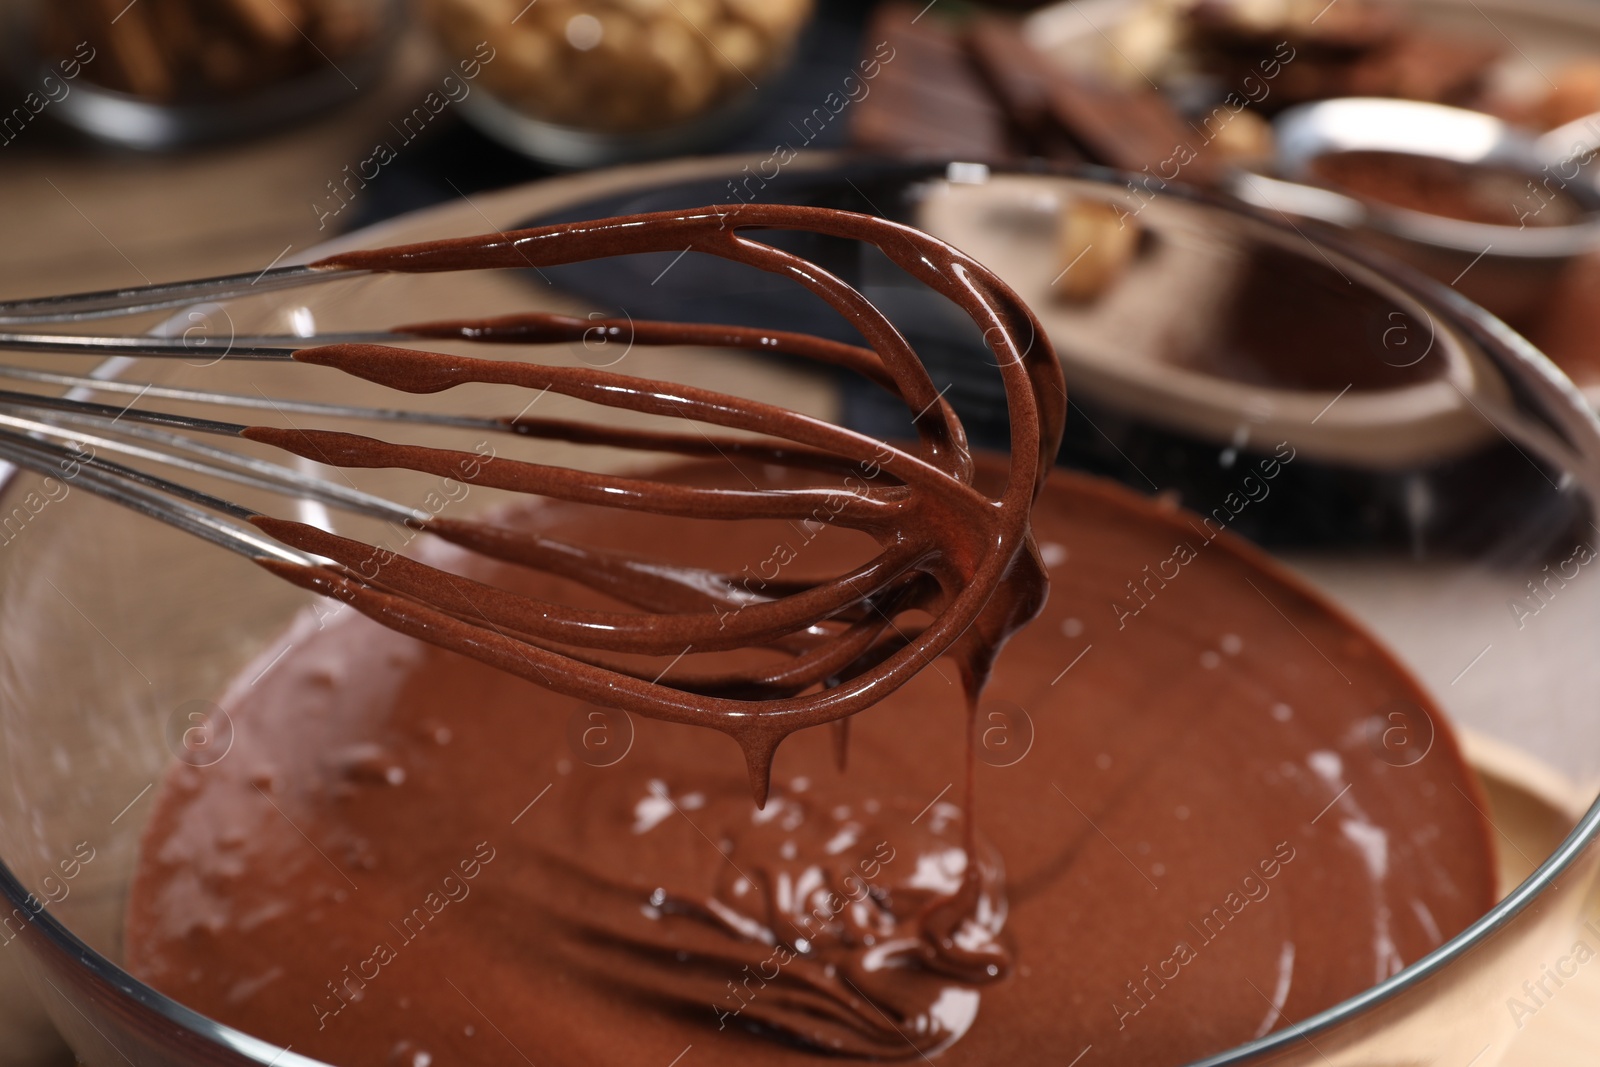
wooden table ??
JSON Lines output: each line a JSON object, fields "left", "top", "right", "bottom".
{"left": 0, "top": 31, "right": 1596, "bottom": 1067}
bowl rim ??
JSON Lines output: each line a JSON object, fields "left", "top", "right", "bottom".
{"left": 2, "top": 159, "right": 1600, "bottom": 1067}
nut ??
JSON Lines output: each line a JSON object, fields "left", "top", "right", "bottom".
{"left": 1052, "top": 198, "right": 1140, "bottom": 305}
{"left": 1206, "top": 107, "right": 1275, "bottom": 164}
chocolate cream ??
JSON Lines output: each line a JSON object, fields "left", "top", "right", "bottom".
{"left": 126, "top": 459, "right": 1495, "bottom": 1066}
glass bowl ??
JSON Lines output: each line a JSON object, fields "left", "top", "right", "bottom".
{"left": 1, "top": 157, "right": 1598, "bottom": 1067}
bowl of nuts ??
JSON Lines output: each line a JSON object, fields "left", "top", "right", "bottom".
{"left": 0, "top": 0, "right": 406, "bottom": 149}
{"left": 423, "top": 0, "right": 814, "bottom": 167}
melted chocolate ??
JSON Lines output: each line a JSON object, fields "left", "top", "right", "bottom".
{"left": 125, "top": 460, "right": 1497, "bottom": 1065}
{"left": 120, "top": 204, "right": 1492, "bottom": 1064}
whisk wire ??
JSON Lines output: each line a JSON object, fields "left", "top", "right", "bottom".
{"left": 0, "top": 264, "right": 348, "bottom": 325}
{"left": 0, "top": 427, "right": 309, "bottom": 564}
{"left": 0, "top": 404, "right": 428, "bottom": 527}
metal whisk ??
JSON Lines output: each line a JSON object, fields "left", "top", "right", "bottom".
{"left": 0, "top": 205, "right": 1064, "bottom": 797}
